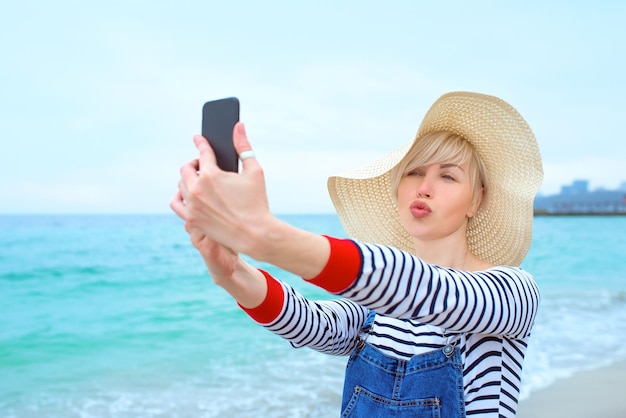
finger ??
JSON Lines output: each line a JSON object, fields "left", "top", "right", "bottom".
{"left": 233, "top": 122, "right": 259, "bottom": 171}
{"left": 180, "top": 159, "right": 200, "bottom": 184}
{"left": 193, "top": 135, "right": 218, "bottom": 172}
{"left": 170, "top": 191, "right": 186, "bottom": 219}
{"left": 177, "top": 179, "right": 189, "bottom": 200}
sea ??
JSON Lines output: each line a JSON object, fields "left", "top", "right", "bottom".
{"left": 1, "top": 214, "right": 625, "bottom": 417}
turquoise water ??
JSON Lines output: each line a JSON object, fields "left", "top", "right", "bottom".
{"left": 1, "top": 214, "right": 625, "bottom": 417}
{"left": 519, "top": 216, "right": 626, "bottom": 397}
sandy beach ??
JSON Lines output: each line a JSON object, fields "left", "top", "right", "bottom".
{"left": 516, "top": 360, "right": 626, "bottom": 418}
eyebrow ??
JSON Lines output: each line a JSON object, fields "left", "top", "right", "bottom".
{"left": 440, "top": 163, "right": 465, "bottom": 171}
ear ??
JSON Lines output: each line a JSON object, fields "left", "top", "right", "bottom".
{"left": 467, "top": 186, "right": 485, "bottom": 218}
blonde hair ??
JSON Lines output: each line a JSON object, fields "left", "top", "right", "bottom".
{"left": 390, "top": 131, "right": 489, "bottom": 216}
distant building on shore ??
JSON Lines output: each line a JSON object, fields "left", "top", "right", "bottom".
{"left": 534, "top": 180, "right": 626, "bottom": 215}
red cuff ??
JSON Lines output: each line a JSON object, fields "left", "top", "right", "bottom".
{"left": 307, "top": 236, "right": 362, "bottom": 293}
{"left": 238, "top": 269, "right": 285, "bottom": 324}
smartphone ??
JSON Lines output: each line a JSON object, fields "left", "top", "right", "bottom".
{"left": 201, "top": 97, "right": 240, "bottom": 172}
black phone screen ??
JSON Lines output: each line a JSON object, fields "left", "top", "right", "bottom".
{"left": 201, "top": 97, "right": 240, "bottom": 172}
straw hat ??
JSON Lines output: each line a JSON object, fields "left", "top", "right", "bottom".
{"left": 327, "top": 91, "right": 543, "bottom": 266}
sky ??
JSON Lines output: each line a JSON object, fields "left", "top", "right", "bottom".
{"left": 1, "top": 0, "right": 625, "bottom": 214}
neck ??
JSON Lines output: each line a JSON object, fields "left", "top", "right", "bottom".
{"left": 412, "top": 229, "right": 492, "bottom": 271}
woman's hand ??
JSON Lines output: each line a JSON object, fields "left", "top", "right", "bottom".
{"left": 184, "top": 223, "right": 238, "bottom": 287}
{"left": 184, "top": 221, "right": 268, "bottom": 309}
{"left": 171, "top": 121, "right": 330, "bottom": 280}
{"left": 171, "top": 122, "right": 275, "bottom": 258}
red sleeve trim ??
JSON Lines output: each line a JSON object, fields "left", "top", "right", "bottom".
{"left": 307, "top": 235, "right": 362, "bottom": 293}
{"left": 238, "top": 269, "right": 285, "bottom": 324}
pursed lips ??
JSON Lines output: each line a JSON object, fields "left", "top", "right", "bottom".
{"left": 410, "top": 201, "right": 432, "bottom": 218}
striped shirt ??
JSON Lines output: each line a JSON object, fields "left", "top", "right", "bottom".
{"left": 242, "top": 237, "right": 540, "bottom": 417}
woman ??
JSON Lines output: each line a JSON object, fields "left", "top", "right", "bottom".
{"left": 171, "top": 92, "right": 543, "bottom": 417}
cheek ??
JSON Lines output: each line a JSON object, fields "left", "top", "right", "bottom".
{"left": 395, "top": 182, "right": 414, "bottom": 220}
{"left": 396, "top": 180, "right": 405, "bottom": 197}
{"left": 396, "top": 181, "right": 412, "bottom": 204}
{"left": 460, "top": 191, "right": 477, "bottom": 216}
{"left": 441, "top": 185, "right": 473, "bottom": 215}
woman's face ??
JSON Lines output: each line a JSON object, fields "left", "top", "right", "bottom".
{"left": 396, "top": 161, "right": 479, "bottom": 244}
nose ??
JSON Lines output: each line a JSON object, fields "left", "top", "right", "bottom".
{"left": 416, "top": 175, "right": 433, "bottom": 198}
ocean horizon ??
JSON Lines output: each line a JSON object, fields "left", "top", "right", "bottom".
{"left": 1, "top": 213, "right": 625, "bottom": 417}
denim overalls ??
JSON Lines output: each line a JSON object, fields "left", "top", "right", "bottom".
{"left": 341, "top": 311, "right": 466, "bottom": 417}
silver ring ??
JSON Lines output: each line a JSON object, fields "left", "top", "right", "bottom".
{"left": 239, "top": 150, "right": 256, "bottom": 160}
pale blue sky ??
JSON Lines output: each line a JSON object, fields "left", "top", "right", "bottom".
{"left": 1, "top": 1, "right": 624, "bottom": 213}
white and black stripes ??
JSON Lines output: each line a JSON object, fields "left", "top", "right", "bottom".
{"left": 258, "top": 241, "right": 539, "bottom": 417}
{"left": 345, "top": 243, "right": 540, "bottom": 339}
{"left": 265, "top": 285, "right": 368, "bottom": 356}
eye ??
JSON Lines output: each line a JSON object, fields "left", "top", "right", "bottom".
{"left": 406, "top": 170, "right": 424, "bottom": 177}
{"left": 442, "top": 174, "right": 456, "bottom": 181}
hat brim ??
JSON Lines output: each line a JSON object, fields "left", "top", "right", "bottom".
{"left": 328, "top": 92, "right": 543, "bottom": 266}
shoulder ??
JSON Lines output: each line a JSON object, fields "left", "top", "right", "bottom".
{"left": 487, "top": 265, "right": 533, "bottom": 277}
{"left": 485, "top": 265, "right": 538, "bottom": 290}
